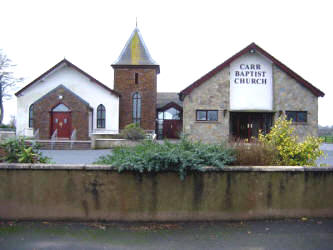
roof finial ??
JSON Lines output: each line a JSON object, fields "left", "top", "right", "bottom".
{"left": 136, "top": 17, "right": 138, "bottom": 28}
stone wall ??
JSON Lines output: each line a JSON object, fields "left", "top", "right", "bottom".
{"left": 33, "top": 86, "right": 90, "bottom": 140}
{"left": 273, "top": 65, "right": 318, "bottom": 140}
{"left": 0, "top": 164, "right": 332, "bottom": 221}
{"left": 183, "top": 67, "right": 230, "bottom": 143}
{"left": 114, "top": 68, "right": 157, "bottom": 131}
{"left": 90, "top": 133, "right": 142, "bottom": 149}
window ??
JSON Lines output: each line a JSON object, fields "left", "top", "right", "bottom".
{"left": 162, "top": 108, "right": 181, "bottom": 120}
{"left": 52, "top": 103, "right": 70, "bottom": 112}
{"left": 132, "top": 92, "right": 141, "bottom": 126}
{"left": 286, "top": 111, "right": 307, "bottom": 123}
{"left": 135, "top": 73, "right": 139, "bottom": 84}
{"left": 97, "top": 104, "right": 106, "bottom": 128}
{"left": 29, "top": 104, "right": 33, "bottom": 128}
{"left": 196, "top": 110, "right": 218, "bottom": 121}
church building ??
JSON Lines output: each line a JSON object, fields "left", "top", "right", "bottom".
{"left": 179, "top": 43, "right": 324, "bottom": 143}
{"left": 15, "top": 27, "right": 182, "bottom": 140}
{"left": 15, "top": 28, "right": 324, "bottom": 144}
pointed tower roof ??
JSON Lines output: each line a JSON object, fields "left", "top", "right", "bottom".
{"left": 112, "top": 28, "right": 160, "bottom": 73}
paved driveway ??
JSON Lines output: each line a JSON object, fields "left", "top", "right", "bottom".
{"left": 0, "top": 219, "right": 332, "bottom": 250}
{"left": 40, "top": 149, "right": 111, "bottom": 164}
{"left": 317, "top": 143, "right": 333, "bottom": 166}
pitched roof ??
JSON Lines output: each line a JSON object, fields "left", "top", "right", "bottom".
{"left": 157, "top": 92, "right": 183, "bottom": 109}
{"left": 179, "top": 43, "right": 324, "bottom": 99}
{"left": 112, "top": 27, "right": 160, "bottom": 73}
{"left": 15, "top": 59, "right": 120, "bottom": 97}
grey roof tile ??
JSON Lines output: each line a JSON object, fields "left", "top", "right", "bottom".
{"left": 157, "top": 92, "right": 183, "bottom": 109}
{"left": 113, "top": 28, "right": 158, "bottom": 66}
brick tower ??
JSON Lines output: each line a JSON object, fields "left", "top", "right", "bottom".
{"left": 112, "top": 27, "right": 160, "bottom": 131}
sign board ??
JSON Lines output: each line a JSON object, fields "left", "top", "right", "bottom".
{"left": 230, "top": 53, "right": 273, "bottom": 110}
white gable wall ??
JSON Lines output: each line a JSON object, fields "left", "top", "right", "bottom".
{"left": 16, "top": 64, "right": 119, "bottom": 137}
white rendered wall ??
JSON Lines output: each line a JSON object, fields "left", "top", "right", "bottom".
{"left": 230, "top": 53, "right": 273, "bottom": 110}
{"left": 16, "top": 64, "right": 119, "bottom": 137}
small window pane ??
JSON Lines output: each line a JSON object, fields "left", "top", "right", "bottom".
{"left": 158, "top": 112, "right": 163, "bottom": 120}
{"left": 197, "top": 111, "right": 207, "bottom": 121}
{"left": 297, "top": 112, "right": 307, "bottom": 122}
{"left": 207, "top": 111, "right": 218, "bottom": 121}
{"left": 286, "top": 111, "right": 296, "bottom": 122}
{"left": 29, "top": 104, "right": 34, "bottom": 128}
{"left": 132, "top": 92, "right": 141, "bottom": 126}
{"left": 135, "top": 73, "right": 139, "bottom": 84}
{"left": 97, "top": 104, "right": 106, "bottom": 128}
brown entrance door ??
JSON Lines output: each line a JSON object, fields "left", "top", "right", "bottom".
{"left": 231, "top": 112, "right": 273, "bottom": 141}
{"left": 163, "top": 120, "right": 182, "bottom": 139}
{"left": 52, "top": 112, "right": 71, "bottom": 138}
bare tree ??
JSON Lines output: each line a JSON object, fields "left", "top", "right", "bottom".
{"left": 0, "top": 50, "right": 23, "bottom": 124}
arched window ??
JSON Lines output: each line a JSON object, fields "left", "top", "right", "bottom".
{"left": 97, "top": 104, "right": 106, "bottom": 128}
{"left": 132, "top": 92, "right": 141, "bottom": 126}
{"left": 29, "top": 104, "right": 33, "bottom": 128}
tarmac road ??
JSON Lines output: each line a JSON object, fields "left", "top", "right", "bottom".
{"left": 0, "top": 219, "right": 333, "bottom": 250}
{"left": 40, "top": 149, "right": 111, "bottom": 164}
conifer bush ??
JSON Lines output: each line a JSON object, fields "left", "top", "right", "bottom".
{"left": 94, "top": 136, "right": 235, "bottom": 179}
{"left": 120, "top": 123, "right": 146, "bottom": 140}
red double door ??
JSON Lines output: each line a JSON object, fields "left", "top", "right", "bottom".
{"left": 163, "top": 120, "right": 182, "bottom": 139}
{"left": 51, "top": 112, "right": 71, "bottom": 138}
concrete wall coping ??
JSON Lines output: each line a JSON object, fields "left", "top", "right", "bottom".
{"left": 95, "top": 138, "right": 127, "bottom": 141}
{"left": 0, "top": 163, "right": 332, "bottom": 172}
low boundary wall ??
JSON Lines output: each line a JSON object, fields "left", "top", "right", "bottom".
{"left": 0, "top": 164, "right": 332, "bottom": 221}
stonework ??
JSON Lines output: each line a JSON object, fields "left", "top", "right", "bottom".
{"left": 183, "top": 67, "right": 230, "bottom": 143}
{"left": 183, "top": 59, "right": 319, "bottom": 143}
{"left": 114, "top": 68, "right": 157, "bottom": 131}
{"left": 33, "top": 86, "right": 90, "bottom": 140}
{"left": 273, "top": 65, "right": 318, "bottom": 140}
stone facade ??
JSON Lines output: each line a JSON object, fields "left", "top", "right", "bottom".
{"left": 33, "top": 85, "right": 90, "bottom": 140}
{"left": 183, "top": 59, "right": 319, "bottom": 143}
{"left": 114, "top": 68, "right": 157, "bottom": 131}
{"left": 183, "top": 67, "right": 230, "bottom": 143}
{"left": 273, "top": 65, "right": 318, "bottom": 140}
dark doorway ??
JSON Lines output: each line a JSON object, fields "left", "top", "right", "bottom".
{"left": 230, "top": 112, "right": 273, "bottom": 141}
{"left": 157, "top": 103, "right": 182, "bottom": 139}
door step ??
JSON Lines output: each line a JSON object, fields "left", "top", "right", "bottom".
{"left": 27, "top": 140, "right": 91, "bottom": 150}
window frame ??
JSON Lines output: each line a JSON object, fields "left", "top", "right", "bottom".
{"left": 285, "top": 111, "right": 307, "bottom": 123}
{"left": 132, "top": 92, "right": 141, "bottom": 126}
{"left": 97, "top": 104, "right": 106, "bottom": 128}
{"left": 196, "top": 110, "right": 218, "bottom": 122}
{"left": 29, "top": 104, "right": 34, "bottom": 128}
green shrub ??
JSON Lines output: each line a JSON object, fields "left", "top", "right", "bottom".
{"left": 94, "top": 137, "right": 235, "bottom": 179}
{"left": 120, "top": 123, "right": 145, "bottom": 140}
{"left": 259, "top": 116, "right": 324, "bottom": 166}
{"left": 0, "top": 137, "right": 51, "bottom": 163}
{"left": 0, "top": 124, "right": 15, "bottom": 129}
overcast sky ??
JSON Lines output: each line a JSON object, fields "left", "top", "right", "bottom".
{"left": 2, "top": 0, "right": 332, "bottom": 125}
